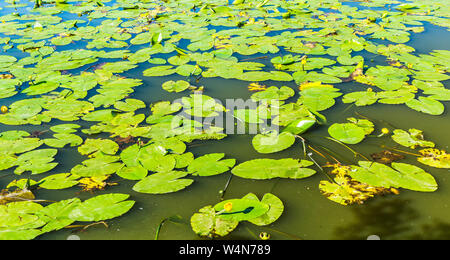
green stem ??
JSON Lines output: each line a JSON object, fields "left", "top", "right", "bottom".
{"left": 154, "top": 219, "right": 166, "bottom": 240}
{"left": 326, "top": 137, "right": 369, "bottom": 161}
{"left": 263, "top": 227, "right": 303, "bottom": 240}
{"left": 219, "top": 174, "right": 233, "bottom": 201}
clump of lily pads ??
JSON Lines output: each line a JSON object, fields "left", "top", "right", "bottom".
{"left": 191, "top": 193, "right": 284, "bottom": 238}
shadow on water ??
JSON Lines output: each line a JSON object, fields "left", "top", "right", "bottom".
{"left": 333, "top": 197, "right": 450, "bottom": 240}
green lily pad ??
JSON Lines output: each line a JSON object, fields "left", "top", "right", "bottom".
{"left": 68, "top": 193, "right": 135, "bottom": 222}
{"left": 214, "top": 198, "right": 269, "bottom": 222}
{"left": 392, "top": 129, "right": 435, "bottom": 149}
{"left": 78, "top": 138, "right": 119, "bottom": 157}
{"left": 252, "top": 131, "right": 296, "bottom": 154}
{"left": 14, "top": 149, "right": 58, "bottom": 175}
{"left": 133, "top": 171, "right": 194, "bottom": 194}
{"left": 405, "top": 96, "right": 445, "bottom": 115}
{"left": 187, "top": 153, "right": 236, "bottom": 177}
{"left": 190, "top": 206, "right": 239, "bottom": 238}
{"left": 232, "top": 158, "right": 316, "bottom": 180}
{"left": 243, "top": 193, "right": 284, "bottom": 226}
{"left": 162, "top": 80, "right": 191, "bottom": 93}
{"left": 328, "top": 123, "right": 367, "bottom": 145}
{"left": 38, "top": 173, "right": 80, "bottom": 190}
{"left": 44, "top": 133, "right": 83, "bottom": 148}
{"left": 70, "top": 155, "right": 123, "bottom": 177}
{"left": 350, "top": 161, "right": 438, "bottom": 192}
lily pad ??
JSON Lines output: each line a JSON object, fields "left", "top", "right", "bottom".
{"left": 133, "top": 171, "right": 194, "bottom": 194}
{"left": 328, "top": 123, "right": 366, "bottom": 145}
{"left": 405, "top": 96, "right": 445, "bottom": 115}
{"left": 162, "top": 80, "right": 191, "bottom": 93}
{"left": 190, "top": 206, "right": 239, "bottom": 238}
{"left": 243, "top": 193, "right": 284, "bottom": 226}
{"left": 187, "top": 153, "right": 236, "bottom": 177}
{"left": 68, "top": 193, "right": 135, "bottom": 222}
{"left": 232, "top": 158, "right": 316, "bottom": 180}
{"left": 214, "top": 198, "right": 269, "bottom": 222}
{"left": 252, "top": 131, "right": 296, "bottom": 154}
{"left": 350, "top": 161, "right": 438, "bottom": 192}
{"left": 392, "top": 129, "right": 435, "bottom": 149}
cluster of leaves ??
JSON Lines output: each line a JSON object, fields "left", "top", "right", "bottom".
{"left": 0, "top": 193, "right": 134, "bottom": 240}
{"left": 191, "top": 193, "right": 284, "bottom": 238}
{"left": 391, "top": 128, "right": 449, "bottom": 169}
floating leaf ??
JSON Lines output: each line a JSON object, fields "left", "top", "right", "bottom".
{"left": 392, "top": 129, "right": 435, "bottom": 149}
{"left": 14, "top": 149, "right": 58, "bottom": 175}
{"left": 162, "top": 80, "right": 191, "bottom": 93}
{"left": 405, "top": 96, "right": 445, "bottom": 115}
{"left": 298, "top": 84, "right": 342, "bottom": 111}
{"left": 243, "top": 193, "right": 284, "bottom": 226}
{"left": 44, "top": 133, "right": 83, "bottom": 148}
{"left": 181, "top": 94, "right": 226, "bottom": 118}
{"left": 143, "top": 66, "right": 175, "bottom": 77}
{"left": 371, "top": 150, "right": 405, "bottom": 164}
{"left": 342, "top": 91, "right": 378, "bottom": 106}
{"left": 232, "top": 158, "right": 316, "bottom": 180}
{"left": 251, "top": 86, "right": 295, "bottom": 102}
{"left": 38, "top": 173, "right": 80, "bottom": 190}
{"left": 350, "top": 161, "right": 438, "bottom": 192}
{"left": 37, "top": 198, "right": 81, "bottom": 233}
{"left": 214, "top": 199, "right": 269, "bottom": 222}
{"left": 133, "top": 171, "right": 193, "bottom": 194}
{"left": 68, "top": 193, "right": 135, "bottom": 222}
{"left": 116, "top": 165, "right": 148, "bottom": 181}
{"left": 190, "top": 206, "right": 239, "bottom": 238}
{"left": 187, "top": 153, "right": 236, "bottom": 177}
{"left": 282, "top": 118, "right": 316, "bottom": 135}
{"left": 418, "top": 149, "right": 450, "bottom": 169}
{"left": 78, "top": 138, "right": 119, "bottom": 157}
{"left": 252, "top": 131, "right": 296, "bottom": 154}
{"left": 328, "top": 123, "right": 366, "bottom": 145}
{"left": 49, "top": 124, "right": 80, "bottom": 134}
{"left": 70, "top": 155, "right": 123, "bottom": 177}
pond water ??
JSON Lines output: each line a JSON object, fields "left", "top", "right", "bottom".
{"left": 0, "top": 0, "right": 449, "bottom": 240}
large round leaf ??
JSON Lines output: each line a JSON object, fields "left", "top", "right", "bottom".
{"left": 328, "top": 123, "right": 366, "bottom": 144}
{"left": 68, "top": 194, "right": 135, "bottom": 222}
{"left": 252, "top": 131, "right": 296, "bottom": 154}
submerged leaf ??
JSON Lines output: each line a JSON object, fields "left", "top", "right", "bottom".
{"left": 232, "top": 158, "right": 316, "bottom": 180}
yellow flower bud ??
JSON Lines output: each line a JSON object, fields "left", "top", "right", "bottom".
{"left": 381, "top": 128, "right": 390, "bottom": 135}
{"left": 224, "top": 202, "right": 233, "bottom": 212}
{"left": 1, "top": 106, "right": 8, "bottom": 114}
{"left": 259, "top": 232, "right": 270, "bottom": 240}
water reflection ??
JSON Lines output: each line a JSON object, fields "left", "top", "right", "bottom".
{"left": 334, "top": 197, "right": 450, "bottom": 240}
